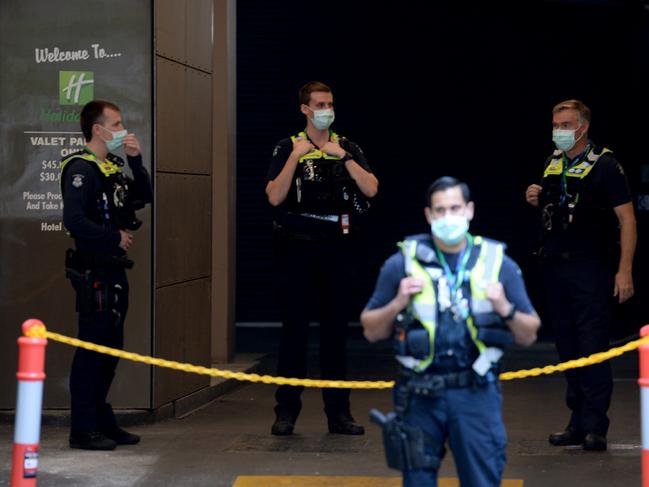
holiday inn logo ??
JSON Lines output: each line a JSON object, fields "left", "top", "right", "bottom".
{"left": 59, "top": 71, "right": 94, "bottom": 105}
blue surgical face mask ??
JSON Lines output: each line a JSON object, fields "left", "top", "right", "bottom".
{"left": 431, "top": 214, "right": 469, "bottom": 246}
{"left": 99, "top": 125, "right": 127, "bottom": 152}
{"left": 310, "top": 108, "right": 335, "bottom": 130}
{"left": 552, "top": 126, "right": 583, "bottom": 152}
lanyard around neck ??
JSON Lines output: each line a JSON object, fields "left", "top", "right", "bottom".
{"left": 560, "top": 143, "right": 591, "bottom": 197}
{"left": 303, "top": 128, "right": 333, "bottom": 150}
{"left": 434, "top": 233, "right": 473, "bottom": 292}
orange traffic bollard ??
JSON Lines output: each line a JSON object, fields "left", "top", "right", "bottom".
{"left": 11, "top": 320, "right": 47, "bottom": 487}
{"left": 639, "top": 324, "right": 649, "bottom": 487}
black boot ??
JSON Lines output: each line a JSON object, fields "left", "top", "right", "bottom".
{"left": 271, "top": 410, "right": 296, "bottom": 436}
{"left": 101, "top": 426, "right": 140, "bottom": 445}
{"left": 69, "top": 431, "right": 117, "bottom": 450}
{"left": 548, "top": 427, "right": 585, "bottom": 446}
{"left": 328, "top": 412, "right": 365, "bottom": 435}
{"left": 583, "top": 433, "right": 607, "bottom": 451}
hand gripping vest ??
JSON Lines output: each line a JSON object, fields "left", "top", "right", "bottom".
{"left": 286, "top": 131, "right": 364, "bottom": 215}
{"left": 397, "top": 236, "right": 512, "bottom": 374}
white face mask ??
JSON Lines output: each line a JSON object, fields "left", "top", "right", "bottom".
{"left": 552, "top": 124, "right": 584, "bottom": 152}
{"left": 309, "top": 108, "right": 335, "bottom": 130}
{"left": 431, "top": 214, "right": 469, "bottom": 246}
{"left": 98, "top": 125, "right": 127, "bottom": 152}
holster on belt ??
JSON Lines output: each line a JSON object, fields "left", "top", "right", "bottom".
{"left": 370, "top": 408, "right": 441, "bottom": 471}
{"left": 65, "top": 248, "right": 126, "bottom": 313}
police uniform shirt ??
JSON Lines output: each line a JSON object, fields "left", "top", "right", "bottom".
{"left": 62, "top": 152, "right": 152, "bottom": 255}
{"left": 541, "top": 145, "right": 632, "bottom": 256}
{"left": 365, "top": 235, "right": 536, "bottom": 372}
{"left": 266, "top": 133, "right": 372, "bottom": 235}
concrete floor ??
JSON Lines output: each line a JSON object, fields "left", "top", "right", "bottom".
{"left": 0, "top": 328, "right": 642, "bottom": 486}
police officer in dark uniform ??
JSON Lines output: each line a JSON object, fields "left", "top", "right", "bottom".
{"left": 266, "top": 81, "right": 378, "bottom": 435}
{"left": 526, "top": 99, "right": 636, "bottom": 451}
{"left": 62, "top": 100, "right": 152, "bottom": 450}
{"left": 362, "top": 177, "right": 540, "bottom": 486}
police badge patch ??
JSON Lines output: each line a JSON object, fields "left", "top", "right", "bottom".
{"left": 72, "top": 174, "right": 84, "bottom": 188}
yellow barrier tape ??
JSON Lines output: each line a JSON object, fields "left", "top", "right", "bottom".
{"left": 499, "top": 335, "right": 649, "bottom": 380}
{"left": 24, "top": 324, "right": 649, "bottom": 389}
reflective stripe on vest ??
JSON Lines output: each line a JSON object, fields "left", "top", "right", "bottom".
{"left": 290, "top": 131, "right": 344, "bottom": 163}
{"left": 543, "top": 147, "right": 612, "bottom": 179}
{"left": 60, "top": 151, "right": 123, "bottom": 179}
{"left": 399, "top": 236, "right": 505, "bottom": 372}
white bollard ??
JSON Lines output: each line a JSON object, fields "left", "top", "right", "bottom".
{"left": 11, "top": 320, "right": 47, "bottom": 487}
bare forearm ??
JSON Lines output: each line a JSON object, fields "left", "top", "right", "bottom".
{"left": 345, "top": 160, "right": 378, "bottom": 198}
{"left": 361, "top": 299, "right": 403, "bottom": 343}
{"left": 618, "top": 219, "right": 637, "bottom": 272}
{"left": 266, "top": 154, "right": 300, "bottom": 206}
{"left": 507, "top": 311, "right": 541, "bottom": 347}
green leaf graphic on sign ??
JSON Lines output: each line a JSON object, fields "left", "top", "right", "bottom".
{"left": 59, "top": 71, "right": 94, "bottom": 105}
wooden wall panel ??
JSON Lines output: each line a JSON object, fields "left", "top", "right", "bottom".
{"left": 185, "top": 69, "right": 212, "bottom": 175}
{"left": 186, "top": 0, "right": 213, "bottom": 72}
{"left": 154, "top": 278, "right": 210, "bottom": 407}
{"left": 156, "top": 174, "right": 211, "bottom": 286}
{"left": 155, "top": 0, "right": 186, "bottom": 62}
{"left": 156, "top": 58, "right": 186, "bottom": 172}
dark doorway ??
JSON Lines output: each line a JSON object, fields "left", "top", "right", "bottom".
{"left": 236, "top": 0, "right": 649, "bottom": 342}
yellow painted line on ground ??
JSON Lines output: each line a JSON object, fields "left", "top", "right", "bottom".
{"left": 232, "top": 476, "right": 523, "bottom": 487}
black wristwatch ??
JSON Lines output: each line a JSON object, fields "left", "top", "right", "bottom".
{"left": 340, "top": 152, "right": 353, "bottom": 163}
{"left": 503, "top": 303, "right": 517, "bottom": 321}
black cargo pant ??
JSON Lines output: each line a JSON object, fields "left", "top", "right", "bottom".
{"left": 273, "top": 231, "right": 355, "bottom": 419}
{"left": 543, "top": 255, "right": 613, "bottom": 436}
{"left": 69, "top": 266, "right": 129, "bottom": 432}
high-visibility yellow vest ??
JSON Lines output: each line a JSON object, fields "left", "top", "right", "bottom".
{"left": 398, "top": 236, "right": 508, "bottom": 373}
{"left": 543, "top": 146, "right": 612, "bottom": 180}
{"left": 60, "top": 150, "right": 123, "bottom": 179}
{"left": 289, "top": 131, "right": 345, "bottom": 163}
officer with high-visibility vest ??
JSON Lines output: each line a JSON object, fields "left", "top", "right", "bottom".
{"left": 61, "top": 100, "right": 152, "bottom": 450}
{"left": 265, "top": 81, "right": 378, "bottom": 436}
{"left": 526, "top": 99, "right": 636, "bottom": 451}
{"left": 362, "top": 177, "right": 540, "bottom": 487}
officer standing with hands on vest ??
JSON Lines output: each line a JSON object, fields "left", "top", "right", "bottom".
{"left": 525, "top": 99, "right": 636, "bottom": 451}
{"left": 362, "top": 177, "right": 540, "bottom": 487}
{"left": 61, "top": 100, "right": 152, "bottom": 450}
{"left": 266, "top": 81, "right": 378, "bottom": 436}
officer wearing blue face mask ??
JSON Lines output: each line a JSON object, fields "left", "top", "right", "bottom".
{"left": 362, "top": 177, "right": 540, "bottom": 487}
{"left": 265, "top": 81, "right": 378, "bottom": 436}
{"left": 61, "top": 100, "right": 152, "bottom": 450}
{"left": 526, "top": 99, "right": 636, "bottom": 452}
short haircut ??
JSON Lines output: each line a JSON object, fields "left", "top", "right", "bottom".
{"left": 299, "top": 81, "right": 332, "bottom": 106}
{"left": 552, "top": 99, "right": 591, "bottom": 124}
{"left": 426, "top": 176, "right": 471, "bottom": 207}
{"left": 80, "top": 100, "right": 120, "bottom": 141}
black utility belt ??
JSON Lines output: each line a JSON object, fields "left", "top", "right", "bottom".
{"left": 399, "top": 369, "right": 475, "bottom": 397}
{"left": 66, "top": 248, "right": 134, "bottom": 270}
{"left": 64, "top": 266, "right": 123, "bottom": 314}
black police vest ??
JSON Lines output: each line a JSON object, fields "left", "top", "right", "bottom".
{"left": 284, "top": 132, "right": 369, "bottom": 216}
{"left": 540, "top": 145, "right": 612, "bottom": 233}
{"left": 61, "top": 151, "right": 142, "bottom": 233}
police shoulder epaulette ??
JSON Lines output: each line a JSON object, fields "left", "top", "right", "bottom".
{"left": 106, "top": 153, "right": 126, "bottom": 167}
